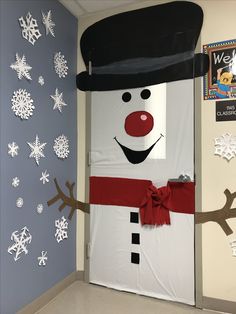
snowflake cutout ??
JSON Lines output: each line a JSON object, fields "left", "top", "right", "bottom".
{"left": 214, "top": 133, "right": 236, "bottom": 161}
{"left": 230, "top": 240, "right": 236, "bottom": 257}
{"left": 8, "top": 226, "right": 32, "bottom": 261}
{"left": 42, "top": 10, "right": 55, "bottom": 37}
{"left": 53, "top": 134, "right": 70, "bottom": 159}
{"left": 55, "top": 216, "right": 68, "bottom": 243}
{"left": 51, "top": 88, "right": 67, "bottom": 113}
{"left": 37, "top": 204, "right": 44, "bottom": 214}
{"left": 54, "top": 52, "right": 68, "bottom": 78}
{"left": 38, "top": 76, "right": 44, "bottom": 86}
{"left": 38, "top": 251, "right": 48, "bottom": 266}
{"left": 40, "top": 170, "right": 49, "bottom": 184}
{"left": 12, "top": 177, "right": 20, "bottom": 187}
{"left": 10, "top": 53, "right": 32, "bottom": 80}
{"left": 16, "top": 197, "right": 24, "bottom": 208}
{"left": 27, "top": 135, "right": 47, "bottom": 165}
{"left": 19, "top": 12, "right": 41, "bottom": 45}
{"left": 11, "top": 89, "right": 35, "bottom": 120}
{"left": 8, "top": 142, "right": 19, "bottom": 157}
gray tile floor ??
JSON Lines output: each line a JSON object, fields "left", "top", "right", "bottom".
{"left": 36, "top": 281, "right": 218, "bottom": 314}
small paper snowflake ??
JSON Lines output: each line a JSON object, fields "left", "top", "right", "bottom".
{"left": 37, "top": 204, "right": 44, "bottom": 214}
{"left": 38, "top": 251, "right": 48, "bottom": 266}
{"left": 16, "top": 197, "right": 24, "bottom": 208}
{"left": 8, "top": 226, "right": 32, "bottom": 261}
{"left": 214, "top": 133, "right": 236, "bottom": 161}
{"left": 19, "top": 12, "right": 41, "bottom": 45}
{"left": 11, "top": 89, "right": 35, "bottom": 120}
{"left": 230, "top": 239, "right": 236, "bottom": 257}
{"left": 27, "top": 135, "right": 47, "bottom": 165}
{"left": 38, "top": 76, "right": 44, "bottom": 86}
{"left": 55, "top": 216, "right": 68, "bottom": 243}
{"left": 40, "top": 170, "right": 49, "bottom": 184}
{"left": 12, "top": 177, "right": 20, "bottom": 187}
{"left": 53, "top": 134, "right": 70, "bottom": 159}
{"left": 50, "top": 88, "right": 67, "bottom": 112}
{"left": 8, "top": 142, "right": 19, "bottom": 157}
{"left": 10, "top": 53, "right": 32, "bottom": 80}
{"left": 42, "top": 10, "right": 55, "bottom": 37}
{"left": 54, "top": 52, "right": 68, "bottom": 78}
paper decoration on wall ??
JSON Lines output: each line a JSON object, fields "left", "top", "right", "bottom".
{"left": 40, "top": 170, "right": 49, "bottom": 184}
{"left": 195, "top": 188, "right": 236, "bottom": 236}
{"left": 8, "top": 226, "right": 32, "bottom": 261}
{"left": 16, "top": 197, "right": 24, "bottom": 208}
{"left": 230, "top": 240, "right": 236, "bottom": 257}
{"left": 53, "top": 134, "right": 69, "bottom": 159}
{"left": 8, "top": 142, "right": 19, "bottom": 157}
{"left": 214, "top": 133, "right": 236, "bottom": 161}
{"left": 36, "top": 204, "right": 44, "bottom": 214}
{"left": 12, "top": 177, "right": 20, "bottom": 187}
{"left": 54, "top": 52, "right": 68, "bottom": 78}
{"left": 42, "top": 10, "right": 55, "bottom": 37}
{"left": 50, "top": 88, "right": 67, "bottom": 112}
{"left": 38, "top": 251, "right": 48, "bottom": 266}
{"left": 38, "top": 76, "right": 44, "bottom": 86}
{"left": 47, "top": 178, "right": 89, "bottom": 220}
{"left": 11, "top": 89, "right": 35, "bottom": 120}
{"left": 10, "top": 53, "right": 32, "bottom": 80}
{"left": 55, "top": 216, "right": 68, "bottom": 243}
{"left": 27, "top": 135, "right": 47, "bottom": 165}
{"left": 19, "top": 12, "right": 41, "bottom": 45}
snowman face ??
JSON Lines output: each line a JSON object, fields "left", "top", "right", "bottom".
{"left": 91, "top": 83, "right": 166, "bottom": 165}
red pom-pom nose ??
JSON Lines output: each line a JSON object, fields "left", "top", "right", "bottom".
{"left": 125, "top": 111, "right": 154, "bottom": 137}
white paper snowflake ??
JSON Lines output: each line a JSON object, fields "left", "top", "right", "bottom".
{"left": 40, "top": 170, "right": 49, "bottom": 184}
{"left": 230, "top": 239, "right": 236, "bottom": 257}
{"left": 54, "top": 52, "right": 68, "bottom": 78}
{"left": 42, "top": 10, "right": 55, "bottom": 37}
{"left": 55, "top": 216, "right": 68, "bottom": 243}
{"left": 214, "top": 133, "right": 236, "bottom": 161}
{"left": 16, "top": 197, "right": 24, "bottom": 208}
{"left": 38, "top": 76, "right": 44, "bottom": 86}
{"left": 12, "top": 177, "right": 20, "bottom": 187}
{"left": 11, "top": 89, "right": 35, "bottom": 120}
{"left": 38, "top": 251, "right": 48, "bottom": 266}
{"left": 8, "top": 226, "right": 32, "bottom": 261}
{"left": 51, "top": 88, "right": 67, "bottom": 113}
{"left": 27, "top": 135, "right": 47, "bottom": 165}
{"left": 10, "top": 53, "right": 32, "bottom": 80}
{"left": 36, "top": 204, "right": 44, "bottom": 214}
{"left": 19, "top": 12, "right": 41, "bottom": 45}
{"left": 53, "top": 134, "right": 70, "bottom": 159}
{"left": 8, "top": 142, "right": 19, "bottom": 157}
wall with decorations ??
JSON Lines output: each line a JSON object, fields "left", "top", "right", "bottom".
{"left": 0, "top": 0, "right": 77, "bottom": 313}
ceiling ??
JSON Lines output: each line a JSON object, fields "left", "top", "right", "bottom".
{"left": 59, "top": 0, "right": 145, "bottom": 18}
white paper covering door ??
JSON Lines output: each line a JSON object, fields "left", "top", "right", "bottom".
{"left": 90, "top": 80, "right": 195, "bottom": 305}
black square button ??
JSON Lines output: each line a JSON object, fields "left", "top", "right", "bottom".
{"left": 132, "top": 233, "right": 140, "bottom": 245}
{"left": 131, "top": 252, "right": 140, "bottom": 264}
{"left": 130, "top": 212, "right": 139, "bottom": 223}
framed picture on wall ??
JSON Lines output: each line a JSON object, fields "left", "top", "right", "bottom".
{"left": 203, "top": 39, "right": 236, "bottom": 100}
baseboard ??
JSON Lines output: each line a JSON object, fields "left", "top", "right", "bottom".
{"left": 17, "top": 271, "right": 84, "bottom": 314}
{"left": 202, "top": 296, "right": 236, "bottom": 314}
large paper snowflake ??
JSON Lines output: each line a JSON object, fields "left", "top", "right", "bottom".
{"left": 55, "top": 216, "right": 68, "bottom": 243}
{"left": 40, "top": 170, "right": 49, "bottom": 184}
{"left": 8, "top": 226, "right": 32, "bottom": 261}
{"left": 54, "top": 52, "right": 68, "bottom": 78}
{"left": 19, "top": 12, "right": 41, "bottom": 45}
{"left": 11, "top": 89, "right": 35, "bottom": 120}
{"left": 8, "top": 142, "right": 19, "bottom": 157}
{"left": 214, "top": 133, "right": 236, "bottom": 161}
{"left": 51, "top": 88, "right": 67, "bottom": 113}
{"left": 42, "top": 10, "right": 55, "bottom": 37}
{"left": 27, "top": 135, "right": 47, "bottom": 165}
{"left": 10, "top": 53, "right": 32, "bottom": 80}
{"left": 53, "top": 135, "right": 70, "bottom": 159}
{"left": 38, "top": 251, "right": 48, "bottom": 266}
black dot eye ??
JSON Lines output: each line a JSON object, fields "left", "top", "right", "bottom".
{"left": 141, "top": 89, "right": 151, "bottom": 100}
{"left": 122, "top": 92, "right": 132, "bottom": 102}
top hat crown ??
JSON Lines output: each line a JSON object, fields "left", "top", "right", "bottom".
{"left": 77, "top": 1, "right": 209, "bottom": 91}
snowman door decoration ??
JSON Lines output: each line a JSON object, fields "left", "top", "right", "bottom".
{"left": 77, "top": 1, "right": 209, "bottom": 306}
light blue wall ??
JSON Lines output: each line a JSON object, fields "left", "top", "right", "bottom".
{"left": 0, "top": 1, "right": 77, "bottom": 313}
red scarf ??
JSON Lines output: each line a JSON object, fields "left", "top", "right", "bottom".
{"left": 90, "top": 176, "right": 195, "bottom": 226}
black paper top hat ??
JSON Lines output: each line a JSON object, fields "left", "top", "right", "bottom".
{"left": 77, "top": 1, "right": 209, "bottom": 91}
